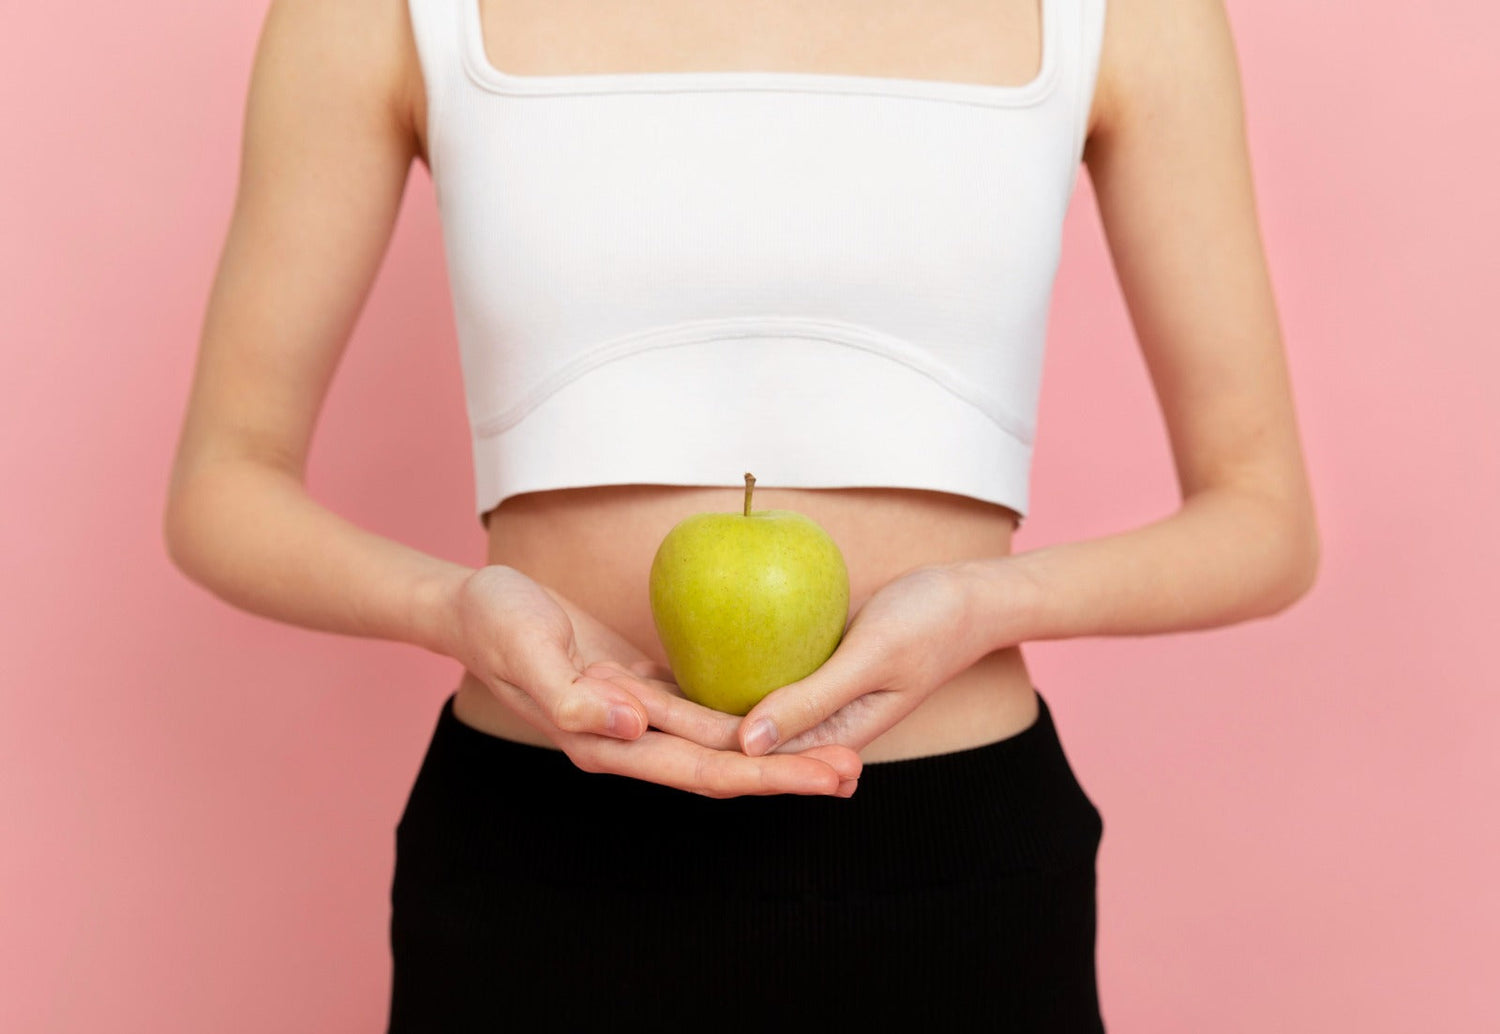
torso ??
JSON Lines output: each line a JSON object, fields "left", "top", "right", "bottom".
{"left": 405, "top": 0, "right": 1116, "bottom": 761}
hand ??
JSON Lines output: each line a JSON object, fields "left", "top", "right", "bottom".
{"left": 534, "top": 580, "right": 662, "bottom": 675}
{"left": 542, "top": 587, "right": 863, "bottom": 793}
{"left": 448, "top": 565, "right": 862, "bottom": 798}
{"left": 735, "top": 563, "right": 996, "bottom": 757}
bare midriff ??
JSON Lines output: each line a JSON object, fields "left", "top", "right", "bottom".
{"left": 451, "top": 484, "right": 1038, "bottom": 762}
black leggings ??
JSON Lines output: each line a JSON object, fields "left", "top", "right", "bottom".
{"left": 387, "top": 688, "right": 1106, "bottom": 1032}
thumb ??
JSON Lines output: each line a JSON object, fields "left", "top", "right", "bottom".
{"left": 738, "top": 637, "right": 885, "bottom": 756}
{"left": 506, "top": 635, "right": 648, "bottom": 740}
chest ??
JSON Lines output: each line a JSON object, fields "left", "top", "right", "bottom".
{"left": 428, "top": 0, "right": 1076, "bottom": 366}
{"left": 474, "top": 0, "right": 1045, "bottom": 86}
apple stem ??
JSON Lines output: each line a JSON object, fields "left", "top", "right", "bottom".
{"left": 743, "top": 472, "right": 755, "bottom": 517}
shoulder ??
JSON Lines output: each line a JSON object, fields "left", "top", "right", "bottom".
{"left": 1087, "top": 0, "right": 1246, "bottom": 152}
{"left": 254, "top": 0, "right": 426, "bottom": 148}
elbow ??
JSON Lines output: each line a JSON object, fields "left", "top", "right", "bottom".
{"left": 1265, "top": 511, "right": 1322, "bottom": 614}
{"left": 162, "top": 470, "right": 224, "bottom": 585}
{"left": 162, "top": 457, "right": 302, "bottom": 590}
{"left": 1207, "top": 483, "right": 1321, "bottom": 617}
{"left": 162, "top": 484, "right": 202, "bottom": 583}
{"left": 1274, "top": 543, "right": 1320, "bottom": 613}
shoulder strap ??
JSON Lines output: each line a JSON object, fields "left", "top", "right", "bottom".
{"left": 407, "top": 0, "right": 468, "bottom": 123}
{"left": 1066, "top": 0, "right": 1108, "bottom": 166}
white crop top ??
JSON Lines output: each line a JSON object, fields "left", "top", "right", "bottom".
{"left": 406, "top": 0, "right": 1107, "bottom": 528}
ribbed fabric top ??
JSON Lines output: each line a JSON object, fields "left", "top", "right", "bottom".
{"left": 407, "top": 0, "right": 1108, "bottom": 527}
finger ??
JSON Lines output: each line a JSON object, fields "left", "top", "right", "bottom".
{"left": 628, "top": 659, "right": 675, "bottom": 681}
{"left": 633, "top": 680, "right": 742, "bottom": 749}
{"left": 777, "top": 690, "right": 918, "bottom": 756}
{"left": 585, "top": 660, "right": 634, "bottom": 676}
{"left": 794, "top": 744, "right": 864, "bottom": 782}
{"left": 574, "top": 729, "right": 846, "bottom": 798}
{"left": 582, "top": 667, "right": 867, "bottom": 776}
{"left": 738, "top": 635, "right": 889, "bottom": 757}
{"left": 583, "top": 658, "right": 673, "bottom": 682}
{"left": 583, "top": 666, "right": 740, "bottom": 751}
{"left": 575, "top": 669, "right": 864, "bottom": 777}
{"left": 506, "top": 646, "right": 648, "bottom": 741}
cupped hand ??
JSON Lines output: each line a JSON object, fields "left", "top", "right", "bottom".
{"left": 733, "top": 563, "right": 997, "bottom": 757}
{"left": 450, "top": 565, "right": 862, "bottom": 798}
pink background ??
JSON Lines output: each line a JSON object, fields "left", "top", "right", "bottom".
{"left": 3, "top": 1, "right": 1496, "bottom": 1030}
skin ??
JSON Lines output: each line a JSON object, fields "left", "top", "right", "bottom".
{"left": 164, "top": 0, "right": 1320, "bottom": 798}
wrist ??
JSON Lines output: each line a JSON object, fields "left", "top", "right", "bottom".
{"left": 409, "top": 560, "right": 480, "bottom": 659}
{"left": 948, "top": 555, "right": 1046, "bottom": 652}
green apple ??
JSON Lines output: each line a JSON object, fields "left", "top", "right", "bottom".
{"left": 649, "top": 473, "right": 850, "bottom": 716}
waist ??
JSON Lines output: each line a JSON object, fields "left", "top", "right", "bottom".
{"left": 453, "top": 647, "right": 1037, "bottom": 763}
{"left": 456, "top": 482, "right": 1031, "bottom": 762}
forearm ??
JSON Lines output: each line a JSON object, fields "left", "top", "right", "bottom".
{"left": 956, "top": 488, "right": 1320, "bottom": 647}
{"left": 163, "top": 459, "right": 474, "bottom": 658}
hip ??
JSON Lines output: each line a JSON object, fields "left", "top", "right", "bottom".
{"left": 388, "top": 685, "right": 1106, "bottom": 1030}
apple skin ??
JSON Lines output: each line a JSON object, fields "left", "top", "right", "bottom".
{"left": 648, "top": 507, "right": 850, "bottom": 716}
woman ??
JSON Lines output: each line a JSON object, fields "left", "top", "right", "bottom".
{"left": 165, "top": 0, "right": 1320, "bottom": 1029}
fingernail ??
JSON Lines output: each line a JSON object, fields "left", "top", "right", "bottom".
{"left": 606, "top": 705, "right": 641, "bottom": 738}
{"left": 836, "top": 778, "right": 858, "bottom": 798}
{"left": 744, "top": 719, "right": 777, "bottom": 757}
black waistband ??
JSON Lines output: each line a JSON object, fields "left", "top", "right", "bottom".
{"left": 398, "top": 686, "right": 1102, "bottom": 902}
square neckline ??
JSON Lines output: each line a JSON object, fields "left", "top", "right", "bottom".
{"left": 459, "top": 0, "right": 1062, "bottom": 107}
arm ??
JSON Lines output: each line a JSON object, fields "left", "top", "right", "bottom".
{"left": 163, "top": 0, "right": 468, "bottom": 657}
{"left": 959, "top": 489, "right": 1317, "bottom": 648}
{"left": 165, "top": 0, "right": 677, "bottom": 672}
{"left": 735, "top": 0, "right": 1319, "bottom": 757}
{"left": 165, "top": 459, "right": 651, "bottom": 670}
{"left": 958, "top": 0, "right": 1320, "bottom": 647}
{"left": 163, "top": 0, "right": 859, "bottom": 796}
